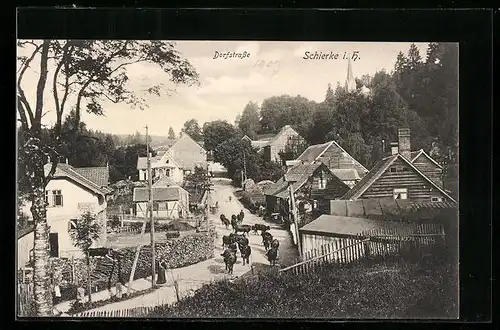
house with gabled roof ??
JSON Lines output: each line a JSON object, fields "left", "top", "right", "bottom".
{"left": 18, "top": 160, "right": 112, "bottom": 261}
{"left": 295, "top": 140, "right": 368, "bottom": 187}
{"left": 242, "top": 125, "right": 307, "bottom": 163}
{"left": 341, "top": 152, "right": 456, "bottom": 204}
{"left": 133, "top": 185, "right": 190, "bottom": 219}
{"left": 137, "top": 133, "right": 207, "bottom": 184}
{"left": 265, "top": 162, "right": 350, "bottom": 224}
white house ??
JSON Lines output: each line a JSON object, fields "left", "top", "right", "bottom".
{"left": 18, "top": 162, "right": 112, "bottom": 260}
{"left": 133, "top": 185, "right": 190, "bottom": 219}
{"left": 137, "top": 133, "right": 207, "bottom": 184}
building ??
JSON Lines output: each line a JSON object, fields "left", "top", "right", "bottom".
{"left": 133, "top": 185, "right": 190, "bottom": 219}
{"left": 137, "top": 133, "right": 207, "bottom": 183}
{"left": 265, "top": 162, "right": 350, "bottom": 223}
{"left": 345, "top": 57, "right": 357, "bottom": 93}
{"left": 17, "top": 227, "right": 35, "bottom": 269}
{"left": 18, "top": 162, "right": 112, "bottom": 260}
{"left": 295, "top": 140, "right": 369, "bottom": 186}
{"left": 242, "top": 125, "right": 307, "bottom": 163}
{"left": 299, "top": 214, "right": 424, "bottom": 259}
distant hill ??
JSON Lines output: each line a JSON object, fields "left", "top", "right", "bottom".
{"left": 112, "top": 133, "right": 173, "bottom": 148}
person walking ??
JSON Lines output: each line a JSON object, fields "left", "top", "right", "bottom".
{"left": 157, "top": 260, "right": 167, "bottom": 285}
{"left": 115, "top": 281, "right": 123, "bottom": 299}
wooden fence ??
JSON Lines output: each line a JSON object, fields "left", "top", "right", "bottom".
{"left": 280, "top": 223, "right": 446, "bottom": 276}
{"left": 74, "top": 306, "right": 156, "bottom": 317}
{"left": 17, "top": 282, "right": 34, "bottom": 316}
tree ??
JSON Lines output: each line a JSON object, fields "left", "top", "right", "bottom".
{"left": 202, "top": 120, "right": 240, "bottom": 152}
{"left": 256, "top": 158, "right": 286, "bottom": 182}
{"left": 182, "top": 119, "right": 203, "bottom": 141}
{"left": 214, "top": 137, "right": 259, "bottom": 184}
{"left": 238, "top": 101, "right": 261, "bottom": 139}
{"left": 325, "top": 83, "right": 334, "bottom": 102}
{"left": 168, "top": 127, "right": 176, "bottom": 140}
{"left": 69, "top": 212, "right": 101, "bottom": 304}
{"left": 17, "top": 39, "right": 198, "bottom": 315}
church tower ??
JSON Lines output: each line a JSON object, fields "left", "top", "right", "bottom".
{"left": 344, "top": 57, "right": 357, "bottom": 93}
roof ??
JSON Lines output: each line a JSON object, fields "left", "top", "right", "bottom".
{"left": 166, "top": 134, "right": 207, "bottom": 170}
{"left": 133, "top": 186, "right": 184, "bottom": 202}
{"left": 256, "top": 133, "right": 276, "bottom": 140}
{"left": 296, "top": 141, "right": 332, "bottom": 163}
{"left": 264, "top": 178, "right": 289, "bottom": 196}
{"left": 341, "top": 154, "right": 456, "bottom": 203}
{"left": 72, "top": 167, "right": 109, "bottom": 187}
{"left": 137, "top": 154, "right": 164, "bottom": 170}
{"left": 45, "top": 163, "right": 109, "bottom": 196}
{"left": 284, "top": 162, "right": 321, "bottom": 182}
{"left": 411, "top": 149, "right": 443, "bottom": 169}
{"left": 18, "top": 226, "right": 34, "bottom": 239}
{"left": 331, "top": 168, "right": 361, "bottom": 181}
{"left": 265, "top": 125, "right": 302, "bottom": 146}
{"left": 300, "top": 214, "right": 416, "bottom": 237}
{"left": 251, "top": 140, "right": 271, "bottom": 149}
{"left": 152, "top": 176, "right": 177, "bottom": 187}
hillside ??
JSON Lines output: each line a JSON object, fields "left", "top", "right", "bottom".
{"left": 147, "top": 258, "right": 458, "bottom": 319}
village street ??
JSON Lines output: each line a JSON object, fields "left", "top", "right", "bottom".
{"left": 57, "top": 180, "right": 298, "bottom": 315}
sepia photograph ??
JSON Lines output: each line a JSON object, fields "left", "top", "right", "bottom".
{"left": 16, "top": 39, "right": 459, "bottom": 319}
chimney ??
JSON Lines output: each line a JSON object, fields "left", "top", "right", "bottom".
{"left": 398, "top": 128, "right": 411, "bottom": 160}
{"left": 390, "top": 142, "right": 399, "bottom": 156}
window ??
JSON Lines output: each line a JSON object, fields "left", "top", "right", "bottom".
{"left": 318, "top": 172, "right": 327, "bottom": 190}
{"left": 390, "top": 167, "right": 397, "bottom": 173}
{"left": 431, "top": 197, "right": 443, "bottom": 202}
{"left": 393, "top": 188, "right": 408, "bottom": 200}
{"left": 165, "top": 169, "right": 170, "bottom": 177}
{"left": 49, "top": 233, "right": 59, "bottom": 257}
{"left": 52, "top": 190, "right": 63, "bottom": 207}
{"left": 158, "top": 202, "right": 167, "bottom": 211}
{"left": 44, "top": 191, "right": 49, "bottom": 205}
{"left": 153, "top": 202, "right": 159, "bottom": 211}
{"left": 166, "top": 159, "right": 169, "bottom": 164}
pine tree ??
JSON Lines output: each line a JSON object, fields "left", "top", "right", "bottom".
{"left": 394, "top": 51, "right": 408, "bottom": 74}
{"left": 168, "top": 127, "right": 176, "bottom": 140}
{"left": 325, "top": 83, "right": 334, "bottom": 102}
{"left": 407, "top": 43, "right": 423, "bottom": 70}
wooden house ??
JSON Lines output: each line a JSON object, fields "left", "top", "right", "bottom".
{"left": 341, "top": 153, "right": 456, "bottom": 203}
{"left": 265, "top": 162, "right": 350, "bottom": 224}
{"left": 410, "top": 149, "right": 444, "bottom": 189}
{"left": 295, "top": 140, "right": 368, "bottom": 186}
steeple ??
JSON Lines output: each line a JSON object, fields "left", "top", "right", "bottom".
{"left": 345, "top": 57, "right": 356, "bottom": 93}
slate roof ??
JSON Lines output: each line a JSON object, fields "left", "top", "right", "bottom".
{"left": 133, "top": 186, "right": 183, "bottom": 202}
{"left": 300, "top": 214, "right": 416, "bottom": 237}
{"left": 45, "top": 163, "right": 110, "bottom": 196}
{"left": 341, "top": 154, "right": 456, "bottom": 202}
{"left": 296, "top": 141, "right": 332, "bottom": 163}
{"left": 331, "top": 168, "right": 361, "bottom": 181}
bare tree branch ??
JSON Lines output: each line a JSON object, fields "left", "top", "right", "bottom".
{"left": 33, "top": 40, "right": 50, "bottom": 132}
{"left": 17, "top": 42, "right": 42, "bottom": 126}
{"left": 52, "top": 41, "right": 73, "bottom": 137}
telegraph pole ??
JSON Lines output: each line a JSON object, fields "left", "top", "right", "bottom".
{"left": 146, "top": 126, "right": 156, "bottom": 287}
{"left": 288, "top": 185, "right": 302, "bottom": 259}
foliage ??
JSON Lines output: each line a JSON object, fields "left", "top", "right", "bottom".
{"left": 181, "top": 119, "right": 203, "bottom": 142}
{"left": 148, "top": 259, "right": 458, "bottom": 318}
{"left": 109, "top": 143, "right": 156, "bottom": 182}
{"left": 109, "top": 215, "right": 121, "bottom": 230}
{"left": 238, "top": 101, "right": 261, "bottom": 139}
{"left": 259, "top": 95, "right": 317, "bottom": 137}
{"left": 214, "top": 137, "right": 260, "bottom": 183}
{"left": 256, "top": 159, "right": 285, "bottom": 182}
{"left": 168, "top": 127, "right": 176, "bottom": 140}
{"left": 69, "top": 212, "right": 102, "bottom": 252}
{"left": 202, "top": 120, "right": 240, "bottom": 151}
{"left": 17, "top": 39, "right": 198, "bottom": 316}
{"left": 184, "top": 166, "right": 211, "bottom": 191}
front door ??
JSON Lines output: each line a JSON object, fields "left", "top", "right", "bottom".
{"left": 49, "top": 233, "right": 59, "bottom": 257}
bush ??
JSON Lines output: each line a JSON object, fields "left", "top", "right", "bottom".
{"left": 109, "top": 215, "right": 121, "bottom": 230}
{"left": 148, "top": 259, "right": 458, "bottom": 319}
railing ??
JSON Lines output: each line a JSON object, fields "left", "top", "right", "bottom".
{"left": 74, "top": 306, "right": 156, "bottom": 318}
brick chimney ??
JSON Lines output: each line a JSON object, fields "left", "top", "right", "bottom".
{"left": 398, "top": 128, "right": 411, "bottom": 160}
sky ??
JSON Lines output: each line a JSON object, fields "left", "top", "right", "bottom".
{"left": 18, "top": 41, "right": 429, "bottom": 137}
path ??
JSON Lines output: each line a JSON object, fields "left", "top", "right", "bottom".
{"left": 58, "top": 181, "right": 298, "bottom": 314}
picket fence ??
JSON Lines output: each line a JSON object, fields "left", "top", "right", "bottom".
{"left": 75, "top": 306, "right": 156, "bottom": 317}
{"left": 280, "top": 223, "right": 446, "bottom": 276}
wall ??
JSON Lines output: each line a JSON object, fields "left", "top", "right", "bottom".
{"left": 137, "top": 201, "right": 181, "bottom": 219}
{"left": 361, "top": 157, "right": 449, "bottom": 203}
{"left": 168, "top": 135, "right": 207, "bottom": 171}
{"left": 319, "top": 142, "right": 368, "bottom": 179}
{"left": 18, "top": 231, "right": 34, "bottom": 268}
{"left": 412, "top": 154, "right": 443, "bottom": 189}
{"left": 269, "top": 126, "right": 302, "bottom": 163}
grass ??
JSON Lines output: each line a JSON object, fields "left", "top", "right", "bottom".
{"left": 147, "top": 258, "right": 458, "bottom": 319}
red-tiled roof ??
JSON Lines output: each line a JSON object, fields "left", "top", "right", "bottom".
{"left": 72, "top": 167, "right": 109, "bottom": 187}
{"left": 45, "top": 163, "right": 110, "bottom": 195}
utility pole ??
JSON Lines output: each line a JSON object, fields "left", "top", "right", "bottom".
{"left": 243, "top": 149, "right": 247, "bottom": 182}
{"left": 288, "top": 185, "right": 302, "bottom": 259}
{"left": 146, "top": 125, "right": 156, "bottom": 288}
